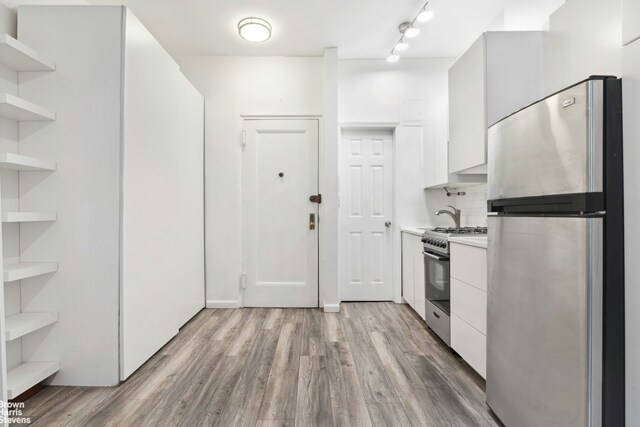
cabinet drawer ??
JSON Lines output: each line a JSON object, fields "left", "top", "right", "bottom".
{"left": 451, "top": 277, "right": 486, "bottom": 334}
{"left": 425, "top": 300, "right": 450, "bottom": 346}
{"left": 451, "top": 314, "right": 486, "bottom": 378}
{"left": 450, "top": 243, "right": 487, "bottom": 291}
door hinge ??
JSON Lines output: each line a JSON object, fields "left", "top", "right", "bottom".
{"left": 241, "top": 130, "right": 247, "bottom": 149}
{"left": 241, "top": 272, "right": 247, "bottom": 289}
{"left": 309, "top": 194, "right": 322, "bottom": 204}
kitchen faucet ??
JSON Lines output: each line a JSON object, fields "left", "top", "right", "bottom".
{"left": 435, "top": 205, "right": 461, "bottom": 228}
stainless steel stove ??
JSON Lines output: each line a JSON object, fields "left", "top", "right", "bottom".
{"left": 422, "top": 227, "right": 488, "bottom": 255}
{"left": 420, "top": 226, "right": 487, "bottom": 346}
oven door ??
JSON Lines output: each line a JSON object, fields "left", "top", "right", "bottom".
{"left": 423, "top": 250, "right": 450, "bottom": 315}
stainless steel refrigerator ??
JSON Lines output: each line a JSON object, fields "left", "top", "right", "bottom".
{"left": 486, "top": 77, "right": 624, "bottom": 427}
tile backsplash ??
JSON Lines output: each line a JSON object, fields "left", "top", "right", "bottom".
{"left": 455, "top": 183, "right": 488, "bottom": 227}
{"left": 422, "top": 183, "right": 488, "bottom": 228}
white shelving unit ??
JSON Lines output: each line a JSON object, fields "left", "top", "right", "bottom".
{"left": 5, "top": 313, "right": 58, "bottom": 341}
{"left": 0, "top": 93, "right": 55, "bottom": 121}
{"left": 1, "top": 212, "right": 57, "bottom": 223}
{"left": 0, "top": 34, "right": 55, "bottom": 71}
{"left": 4, "top": 262, "right": 58, "bottom": 282}
{"left": 7, "top": 362, "right": 60, "bottom": 399}
{"left": 0, "top": 153, "right": 56, "bottom": 171}
{"left": 0, "top": 31, "right": 59, "bottom": 401}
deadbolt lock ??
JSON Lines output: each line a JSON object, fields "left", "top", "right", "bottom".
{"left": 309, "top": 194, "right": 322, "bottom": 204}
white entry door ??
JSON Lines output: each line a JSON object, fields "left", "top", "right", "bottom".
{"left": 242, "top": 119, "right": 319, "bottom": 307}
{"left": 340, "top": 130, "right": 394, "bottom": 301}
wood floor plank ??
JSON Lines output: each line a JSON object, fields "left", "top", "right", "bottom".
{"left": 323, "top": 313, "right": 346, "bottom": 343}
{"left": 213, "top": 329, "right": 280, "bottom": 426}
{"left": 179, "top": 355, "right": 246, "bottom": 426}
{"left": 325, "top": 342, "right": 372, "bottom": 427}
{"left": 256, "top": 421, "right": 295, "bottom": 427}
{"left": 28, "top": 387, "right": 109, "bottom": 427}
{"left": 258, "top": 322, "right": 303, "bottom": 421}
{"left": 339, "top": 317, "right": 398, "bottom": 404}
{"left": 366, "top": 402, "right": 413, "bottom": 427}
{"left": 295, "top": 356, "right": 333, "bottom": 427}
{"left": 261, "top": 308, "right": 284, "bottom": 330}
{"left": 301, "top": 309, "right": 326, "bottom": 356}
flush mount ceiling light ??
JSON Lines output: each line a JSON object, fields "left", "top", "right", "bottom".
{"left": 238, "top": 17, "right": 272, "bottom": 43}
{"left": 385, "top": 1, "right": 434, "bottom": 64}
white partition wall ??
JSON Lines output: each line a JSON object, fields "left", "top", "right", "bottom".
{"left": 120, "top": 10, "right": 205, "bottom": 380}
{"left": 9, "top": 5, "right": 205, "bottom": 389}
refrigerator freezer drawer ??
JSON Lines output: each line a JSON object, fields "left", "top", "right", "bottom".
{"left": 486, "top": 216, "right": 603, "bottom": 427}
{"left": 488, "top": 79, "right": 603, "bottom": 201}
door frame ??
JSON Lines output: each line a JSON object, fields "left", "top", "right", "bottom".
{"left": 338, "top": 122, "right": 401, "bottom": 303}
{"left": 240, "top": 115, "right": 322, "bottom": 308}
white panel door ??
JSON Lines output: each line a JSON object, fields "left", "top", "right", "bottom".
{"left": 243, "top": 119, "right": 319, "bottom": 307}
{"left": 340, "top": 130, "right": 393, "bottom": 301}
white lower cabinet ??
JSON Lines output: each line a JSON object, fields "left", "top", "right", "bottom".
{"left": 451, "top": 314, "right": 486, "bottom": 378}
{"left": 450, "top": 241, "right": 487, "bottom": 378}
{"left": 402, "top": 231, "right": 425, "bottom": 319}
{"left": 401, "top": 234, "right": 416, "bottom": 309}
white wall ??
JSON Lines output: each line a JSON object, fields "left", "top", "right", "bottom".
{"left": 544, "top": 0, "right": 622, "bottom": 95}
{"left": 177, "top": 56, "right": 324, "bottom": 307}
{"left": 622, "top": 37, "right": 640, "bottom": 427}
{"left": 503, "top": 0, "right": 565, "bottom": 31}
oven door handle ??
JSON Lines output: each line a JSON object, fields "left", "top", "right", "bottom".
{"left": 423, "top": 251, "right": 449, "bottom": 262}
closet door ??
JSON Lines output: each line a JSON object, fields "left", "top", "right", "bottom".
{"left": 120, "top": 10, "right": 205, "bottom": 380}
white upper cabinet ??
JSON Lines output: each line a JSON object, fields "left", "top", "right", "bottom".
{"left": 448, "top": 31, "right": 544, "bottom": 174}
{"left": 623, "top": 0, "right": 640, "bottom": 46}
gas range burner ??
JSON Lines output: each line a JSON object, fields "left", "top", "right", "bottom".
{"left": 432, "top": 226, "right": 488, "bottom": 235}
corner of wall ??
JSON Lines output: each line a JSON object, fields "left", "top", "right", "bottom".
{"left": 0, "top": 4, "right": 16, "bottom": 37}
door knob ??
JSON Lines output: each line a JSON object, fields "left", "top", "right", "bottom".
{"left": 385, "top": 221, "right": 392, "bottom": 227}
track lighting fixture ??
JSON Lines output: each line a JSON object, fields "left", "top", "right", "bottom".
{"left": 385, "top": 1, "right": 434, "bottom": 64}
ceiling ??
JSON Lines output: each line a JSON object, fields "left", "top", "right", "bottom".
{"left": 2, "top": 0, "right": 506, "bottom": 59}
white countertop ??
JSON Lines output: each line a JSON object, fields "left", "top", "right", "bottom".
{"left": 400, "top": 226, "right": 428, "bottom": 237}
{"left": 448, "top": 235, "right": 488, "bottom": 249}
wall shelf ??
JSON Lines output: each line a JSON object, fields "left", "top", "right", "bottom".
{"left": 5, "top": 312, "right": 58, "bottom": 341}
{"left": 0, "top": 153, "right": 56, "bottom": 171}
{"left": 4, "top": 262, "right": 58, "bottom": 282}
{"left": 7, "top": 361, "right": 59, "bottom": 399}
{"left": 2, "top": 212, "right": 57, "bottom": 223}
{"left": 0, "top": 93, "right": 55, "bottom": 121}
{"left": 0, "top": 34, "right": 55, "bottom": 72}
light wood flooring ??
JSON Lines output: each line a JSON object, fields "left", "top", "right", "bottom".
{"left": 15, "top": 303, "right": 500, "bottom": 426}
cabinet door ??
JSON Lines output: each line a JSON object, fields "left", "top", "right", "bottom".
{"left": 413, "top": 237, "right": 426, "bottom": 319}
{"left": 401, "top": 233, "right": 415, "bottom": 308}
{"left": 452, "top": 313, "right": 486, "bottom": 378}
{"left": 450, "top": 243, "right": 487, "bottom": 291}
{"left": 448, "top": 34, "right": 486, "bottom": 174}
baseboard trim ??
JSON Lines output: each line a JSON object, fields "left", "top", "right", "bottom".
{"left": 206, "top": 299, "right": 241, "bottom": 309}
{"left": 323, "top": 303, "right": 340, "bottom": 313}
